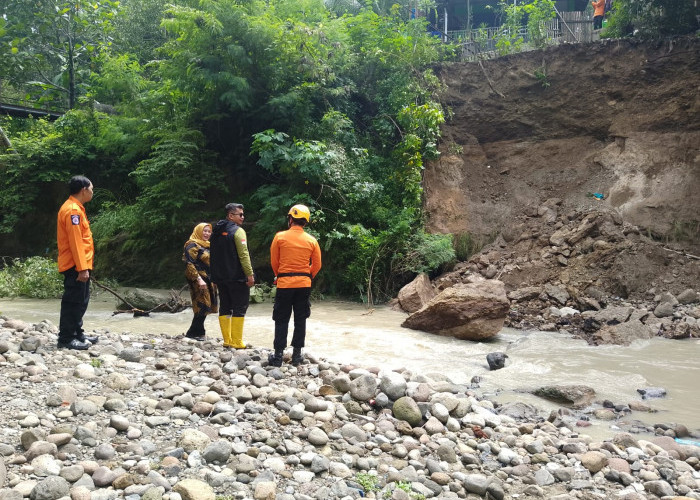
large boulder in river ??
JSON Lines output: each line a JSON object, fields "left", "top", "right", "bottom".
{"left": 397, "top": 273, "right": 436, "bottom": 313}
{"left": 401, "top": 280, "right": 509, "bottom": 340}
{"left": 532, "top": 385, "right": 596, "bottom": 408}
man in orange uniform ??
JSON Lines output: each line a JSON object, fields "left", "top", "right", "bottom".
{"left": 268, "top": 204, "right": 322, "bottom": 367}
{"left": 56, "top": 175, "right": 98, "bottom": 350}
{"left": 592, "top": 0, "right": 605, "bottom": 29}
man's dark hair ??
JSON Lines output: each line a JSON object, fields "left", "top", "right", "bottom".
{"left": 289, "top": 216, "right": 307, "bottom": 227}
{"left": 69, "top": 175, "right": 92, "bottom": 195}
{"left": 225, "top": 203, "right": 244, "bottom": 215}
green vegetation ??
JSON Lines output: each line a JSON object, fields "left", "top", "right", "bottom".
{"left": 90, "top": 358, "right": 103, "bottom": 368}
{"left": 453, "top": 232, "right": 495, "bottom": 262}
{"left": 603, "top": 0, "right": 698, "bottom": 38}
{"left": 383, "top": 481, "right": 426, "bottom": 499}
{"left": 354, "top": 472, "right": 380, "bottom": 493}
{"left": 494, "top": 0, "right": 555, "bottom": 55}
{"left": 0, "top": 257, "right": 63, "bottom": 299}
{"left": 534, "top": 66, "right": 551, "bottom": 89}
{"left": 0, "top": 0, "right": 457, "bottom": 301}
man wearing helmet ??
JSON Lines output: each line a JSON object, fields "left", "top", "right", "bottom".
{"left": 268, "top": 204, "right": 322, "bottom": 367}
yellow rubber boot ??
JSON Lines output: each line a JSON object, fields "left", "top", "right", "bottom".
{"left": 230, "top": 316, "right": 247, "bottom": 349}
{"left": 218, "top": 315, "right": 232, "bottom": 347}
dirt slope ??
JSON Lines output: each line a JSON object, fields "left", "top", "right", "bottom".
{"left": 424, "top": 37, "right": 700, "bottom": 303}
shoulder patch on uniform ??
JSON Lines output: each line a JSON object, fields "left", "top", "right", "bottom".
{"left": 71, "top": 214, "right": 80, "bottom": 225}
{"left": 240, "top": 238, "right": 247, "bottom": 245}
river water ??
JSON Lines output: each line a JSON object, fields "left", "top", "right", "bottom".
{"left": 1, "top": 291, "right": 699, "bottom": 440}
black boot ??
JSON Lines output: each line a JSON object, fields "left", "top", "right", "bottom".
{"left": 291, "top": 347, "right": 303, "bottom": 366}
{"left": 268, "top": 349, "right": 283, "bottom": 367}
{"left": 185, "top": 315, "right": 206, "bottom": 340}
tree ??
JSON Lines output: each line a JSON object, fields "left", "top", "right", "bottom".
{"left": 0, "top": 0, "right": 119, "bottom": 109}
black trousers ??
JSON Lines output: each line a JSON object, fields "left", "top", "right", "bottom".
{"left": 273, "top": 287, "right": 311, "bottom": 350}
{"left": 217, "top": 281, "right": 250, "bottom": 317}
{"left": 58, "top": 267, "right": 90, "bottom": 342}
{"left": 593, "top": 15, "right": 603, "bottom": 29}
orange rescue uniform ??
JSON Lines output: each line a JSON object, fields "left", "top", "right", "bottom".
{"left": 270, "top": 226, "right": 322, "bottom": 288}
{"left": 592, "top": 0, "right": 605, "bottom": 17}
{"left": 57, "top": 195, "right": 94, "bottom": 272}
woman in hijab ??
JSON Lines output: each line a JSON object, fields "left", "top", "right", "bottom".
{"left": 183, "top": 223, "right": 218, "bottom": 339}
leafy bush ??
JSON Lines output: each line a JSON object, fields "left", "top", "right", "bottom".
{"left": 603, "top": 0, "right": 699, "bottom": 38}
{"left": 453, "top": 232, "right": 495, "bottom": 262}
{"left": 0, "top": 256, "right": 64, "bottom": 298}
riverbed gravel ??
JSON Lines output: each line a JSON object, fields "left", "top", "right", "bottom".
{"left": 1, "top": 316, "right": 699, "bottom": 500}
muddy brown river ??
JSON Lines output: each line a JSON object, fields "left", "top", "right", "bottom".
{"left": 1, "top": 290, "right": 698, "bottom": 440}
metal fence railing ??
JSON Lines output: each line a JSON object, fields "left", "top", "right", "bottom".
{"left": 447, "top": 10, "right": 596, "bottom": 61}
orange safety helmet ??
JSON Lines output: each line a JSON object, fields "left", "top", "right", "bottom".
{"left": 288, "top": 204, "right": 310, "bottom": 222}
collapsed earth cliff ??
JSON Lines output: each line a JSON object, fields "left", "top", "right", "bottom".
{"left": 423, "top": 37, "right": 700, "bottom": 323}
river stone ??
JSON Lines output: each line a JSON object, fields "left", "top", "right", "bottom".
{"left": 486, "top": 352, "right": 508, "bottom": 370}
{"left": 71, "top": 400, "right": 99, "bottom": 416}
{"left": 507, "top": 286, "right": 542, "bottom": 302}
{"left": 94, "top": 444, "right": 116, "bottom": 460}
{"left": 73, "top": 364, "right": 96, "bottom": 379}
{"left": 423, "top": 416, "right": 444, "bottom": 434}
{"left": 637, "top": 387, "right": 666, "bottom": 399}
{"left": 178, "top": 429, "right": 211, "bottom": 452}
{"left": 3, "top": 319, "right": 29, "bottom": 331}
{"left": 393, "top": 397, "right": 422, "bottom": 427}
{"left": 349, "top": 374, "right": 377, "bottom": 401}
{"left": 110, "top": 415, "right": 130, "bottom": 432}
{"left": 339, "top": 423, "right": 366, "bottom": 442}
{"left": 463, "top": 473, "right": 490, "bottom": 495}
{"left": 643, "top": 480, "right": 674, "bottom": 497}
{"left": 105, "top": 372, "right": 132, "bottom": 391}
{"left": 202, "top": 440, "right": 232, "bottom": 464}
{"left": 59, "top": 464, "right": 84, "bottom": 483}
{"left": 677, "top": 288, "right": 698, "bottom": 304}
{"left": 119, "top": 348, "right": 142, "bottom": 362}
{"left": 379, "top": 371, "right": 407, "bottom": 401}
{"left": 29, "top": 476, "right": 69, "bottom": 500}
{"left": 436, "top": 443, "right": 457, "bottom": 463}
{"left": 92, "top": 466, "right": 118, "bottom": 487}
{"left": 593, "top": 320, "right": 655, "bottom": 345}
{"left": 172, "top": 478, "right": 215, "bottom": 500}
{"left": 532, "top": 385, "right": 596, "bottom": 408}
{"left": 31, "top": 455, "right": 61, "bottom": 477}
{"left": 402, "top": 280, "right": 509, "bottom": 340}
{"left": 20, "top": 337, "right": 41, "bottom": 352}
{"left": 397, "top": 273, "right": 435, "bottom": 313}
{"left": 21, "top": 429, "right": 45, "bottom": 450}
{"left": 307, "top": 428, "right": 329, "bottom": 446}
{"left": 580, "top": 451, "right": 608, "bottom": 473}
{"left": 544, "top": 284, "right": 569, "bottom": 305}
{"left": 653, "top": 302, "right": 674, "bottom": 318}
{"left": 430, "top": 402, "right": 449, "bottom": 423}
{"left": 253, "top": 481, "right": 276, "bottom": 500}
{"left": 25, "top": 442, "right": 58, "bottom": 461}
{"left": 0, "top": 457, "right": 6, "bottom": 487}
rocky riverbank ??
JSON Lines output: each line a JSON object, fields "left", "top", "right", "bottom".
{"left": 1, "top": 317, "right": 699, "bottom": 500}
{"left": 424, "top": 204, "right": 700, "bottom": 346}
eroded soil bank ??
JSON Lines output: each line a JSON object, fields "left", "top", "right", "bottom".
{"left": 424, "top": 36, "right": 700, "bottom": 340}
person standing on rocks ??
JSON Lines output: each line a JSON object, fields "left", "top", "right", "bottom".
{"left": 183, "top": 222, "right": 218, "bottom": 340}
{"left": 268, "top": 204, "right": 322, "bottom": 367}
{"left": 210, "top": 203, "right": 254, "bottom": 349}
{"left": 56, "top": 175, "right": 98, "bottom": 350}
